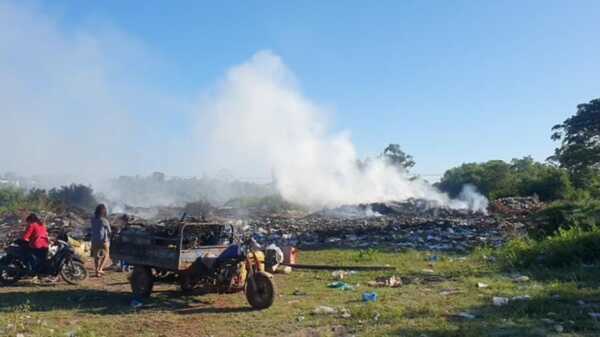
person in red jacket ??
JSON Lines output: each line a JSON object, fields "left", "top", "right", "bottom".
{"left": 22, "top": 213, "right": 49, "bottom": 272}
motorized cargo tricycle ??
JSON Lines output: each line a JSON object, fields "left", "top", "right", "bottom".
{"left": 110, "top": 222, "right": 275, "bottom": 309}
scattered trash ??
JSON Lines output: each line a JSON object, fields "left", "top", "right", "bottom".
{"left": 328, "top": 281, "right": 355, "bottom": 291}
{"left": 340, "top": 308, "right": 351, "bottom": 318}
{"left": 477, "top": 282, "right": 489, "bottom": 288}
{"left": 292, "top": 289, "right": 307, "bottom": 296}
{"left": 130, "top": 299, "right": 143, "bottom": 309}
{"left": 296, "top": 316, "right": 305, "bottom": 322}
{"left": 312, "top": 306, "right": 337, "bottom": 315}
{"left": 265, "top": 244, "right": 284, "bottom": 273}
{"left": 421, "top": 268, "right": 435, "bottom": 274}
{"left": 511, "top": 295, "right": 531, "bottom": 301}
{"left": 455, "top": 312, "right": 476, "bottom": 320}
{"left": 439, "top": 288, "right": 462, "bottom": 296}
{"left": 362, "top": 292, "right": 378, "bottom": 303}
{"left": 554, "top": 325, "right": 564, "bottom": 333}
{"left": 367, "top": 275, "right": 402, "bottom": 288}
{"left": 493, "top": 297, "right": 510, "bottom": 306}
{"left": 512, "top": 275, "right": 530, "bottom": 283}
{"left": 332, "top": 270, "right": 356, "bottom": 280}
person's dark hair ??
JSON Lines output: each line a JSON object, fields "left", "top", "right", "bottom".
{"left": 94, "top": 204, "right": 107, "bottom": 218}
{"left": 26, "top": 213, "right": 41, "bottom": 224}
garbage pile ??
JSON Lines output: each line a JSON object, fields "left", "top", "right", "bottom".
{"left": 238, "top": 199, "right": 533, "bottom": 251}
{"left": 0, "top": 210, "right": 91, "bottom": 249}
{"left": 490, "top": 196, "right": 545, "bottom": 216}
{"left": 0, "top": 197, "right": 546, "bottom": 252}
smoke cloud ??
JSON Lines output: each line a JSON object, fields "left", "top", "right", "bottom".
{"left": 1, "top": 2, "right": 487, "bottom": 211}
{"left": 198, "top": 51, "right": 487, "bottom": 211}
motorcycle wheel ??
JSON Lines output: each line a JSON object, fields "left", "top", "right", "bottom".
{"left": 130, "top": 266, "right": 154, "bottom": 299}
{"left": 245, "top": 272, "right": 275, "bottom": 310}
{"left": 60, "top": 260, "right": 88, "bottom": 285}
{"left": 0, "top": 259, "right": 20, "bottom": 286}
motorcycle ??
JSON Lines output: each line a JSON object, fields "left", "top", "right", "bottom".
{"left": 0, "top": 239, "right": 88, "bottom": 285}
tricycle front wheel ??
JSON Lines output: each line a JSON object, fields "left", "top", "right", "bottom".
{"left": 130, "top": 266, "right": 154, "bottom": 299}
{"left": 246, "top": 272, "right": 275, "bottom": 310}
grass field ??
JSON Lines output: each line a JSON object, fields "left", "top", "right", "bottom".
{"left": 1, "top": 248, "right": 600, "bottom": 337}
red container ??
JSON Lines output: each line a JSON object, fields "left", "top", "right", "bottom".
{"left": 282, "top": 246, "right": 298, "bottom": 265}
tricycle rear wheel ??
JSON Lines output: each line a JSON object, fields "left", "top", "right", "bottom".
{"left": 246, "top": 272, "right": 275, "bottom": 310}
{"left": 130, "top": 266, "right": 154, "bottom": 299}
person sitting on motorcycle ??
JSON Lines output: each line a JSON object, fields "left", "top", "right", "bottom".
{"left": 22, "top": 213, "right": 49, "bottom": 272}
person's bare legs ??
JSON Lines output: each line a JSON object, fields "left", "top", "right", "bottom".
{"left": 93, "top": 245, "right": 101, "bottom": 277}
{"left": 97, "top": 242, "right": 110, "bottom": 275}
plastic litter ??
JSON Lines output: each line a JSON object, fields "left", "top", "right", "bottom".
{"left": 367, "top": 275, "right": 402, "bottom": 288}
{"left": 492, "top": 296, "right": 509, "bottom": 306}
{"left": 362, "top": 291, "right": 378, "bottom": 303}
{"left": 130, "top": 299, "right": 143, "bottom": 309}
{"left": 331, "top": 270, "right": 357, "bottom": 280}
{"left": 312, "top": 306, "right": 337, "bottom": 315}
{"left": 511, "top": 295, "right": 531, "bottom": 301}
{"left": 328, "top": 281, "right": 354, "bottom": 291}
{"left": 512, "top": 275, "right": 530, "bottom": 283}
{"left": 455, "top": 312, "right": 476, "bottom": 320}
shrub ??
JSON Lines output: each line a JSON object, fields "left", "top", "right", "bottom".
{"left": 498, "top": 226, "right": 600, "bottom": 268}
{"left": 49, "top": 184, "right": 98, "bottom": 211}
{"left": 528, "top": 199, "right": 600, "bottom": 239}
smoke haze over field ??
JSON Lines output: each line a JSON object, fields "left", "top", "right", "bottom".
{"left": 0, "top": 2, "right": 487, "bottom": 211}
{"left": 198, "top": 52, "right": 487, "bottom": 210}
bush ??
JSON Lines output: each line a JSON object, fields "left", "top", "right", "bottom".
{"left": 528, "top": 199, "right": 600, "bottom": 239}
{"left": 498, "top": 226, "right": 600, "bottom": 268}
{"left": 0, "top": 187, "right": 26, "bottom": 214}
{"left": 0, "top": 187, "right": 58, "bottom": 214}
{"left": 48, "top": 184, "right": 98, "bottom": 211}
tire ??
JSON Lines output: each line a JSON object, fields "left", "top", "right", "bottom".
{"left": 179, "top": 272, "right": 196, "bottom": 293}
{"left": 246, "top": 272, "right": 275, "bottom": 310}
{"left": 130, "top": 266, "right": 154, "bottom": 299}
{"left": 60, "top": 260, "right": 88, "bottom": 285}
{"left": 0, "top": 259, "right": 21, "bottom": 286}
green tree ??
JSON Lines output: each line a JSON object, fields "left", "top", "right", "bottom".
{"left": 381, "top": 144, "right": 415, "bottom": 171}
{"left": 49, "top": 184, "right": 98, "bottom": 211}
{"left": 551, "top": 98, "right": 600, "bottom": 188}
{"left": 439, "top": 157, "right": 572, "bottom": 201}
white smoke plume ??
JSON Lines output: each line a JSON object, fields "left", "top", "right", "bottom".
{"left": 0, "top": 2, "right": 487, "bottom": 211}
{"left": 198, "top": 51, "right": 488, "bottom": 211}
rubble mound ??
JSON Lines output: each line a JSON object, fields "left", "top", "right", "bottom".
{"left": 490, "top": 196, "right": 545, "bottom": 216}
{"left": 242, "top": 198, "right": 534, "bottom": 252}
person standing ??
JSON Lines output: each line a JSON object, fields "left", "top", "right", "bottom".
{"left": 91, "top": 204, "right": 112, "bottom": 277}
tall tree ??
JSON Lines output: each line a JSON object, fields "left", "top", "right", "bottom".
{"left": 381, "top": 144, "right": 415, "bottom": 171}
{"left": 551, "top": 98, "right": 600, "bottom": 186}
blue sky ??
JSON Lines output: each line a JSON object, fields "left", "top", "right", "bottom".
{"left": 4, "top": 1, "right": 600, "bottom": 180}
